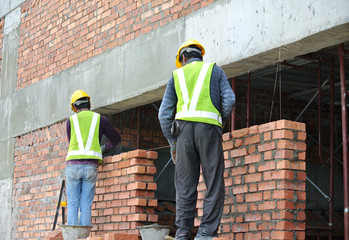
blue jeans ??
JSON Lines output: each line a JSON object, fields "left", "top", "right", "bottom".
{"left": 66, "top": 164, "right": 98, "bottom": 226}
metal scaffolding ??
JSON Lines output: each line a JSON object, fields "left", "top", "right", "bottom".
{"left": 230, "top": 43, "right": 349, "bottom": 239}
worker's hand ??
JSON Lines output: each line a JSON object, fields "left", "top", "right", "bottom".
{"left": 170, "top": 144, "right": 176, "bottom": 164}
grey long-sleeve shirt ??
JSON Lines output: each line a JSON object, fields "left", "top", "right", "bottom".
{"left": 158, "top": 58, "right": 235, "bottom": 146}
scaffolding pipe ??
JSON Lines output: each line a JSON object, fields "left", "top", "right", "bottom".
{"left": 339, "top": 43, "right": 349, "bottom": 240}
{"left": 231, "top": 77, "right": 236, "bottom": 131}
{"left": 307, "top": 176, "right": 331, "bottom": 201}
{"left": 329, "top": 58, "right": 334, "bottom": 240}
{"left": 295, "top": 79, "right": 329, "bottom": 122}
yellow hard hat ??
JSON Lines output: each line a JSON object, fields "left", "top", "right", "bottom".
{"left": 71, "top": 90, "right": 90, "bottom": 112}
{"left": 175, "top": 39, "right": 205, "bottom": 68}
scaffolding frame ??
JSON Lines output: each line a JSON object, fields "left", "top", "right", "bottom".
{"left": 230, "top": 43, "right": 348, "bottom": 239}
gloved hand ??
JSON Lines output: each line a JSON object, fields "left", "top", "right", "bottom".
{"left": 170, "top": 144, "right": 176, "bottom": 164}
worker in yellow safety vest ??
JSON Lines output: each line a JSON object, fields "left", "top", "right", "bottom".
{"left": 65, "top": 90, "right": 120, "bottom": 226}
{"left": 158, "top": 40, "right": 235, "bottom": 240}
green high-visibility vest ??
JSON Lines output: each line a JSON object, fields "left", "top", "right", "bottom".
{"left": 66, "top": 111, "right": 103, "bottom": 163}
{"left": 173, "top": 61, "right": 222, "bottom": 127}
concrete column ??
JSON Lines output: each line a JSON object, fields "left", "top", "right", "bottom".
{"left": 0, "top": 3, "right": 22, "bottom": 239}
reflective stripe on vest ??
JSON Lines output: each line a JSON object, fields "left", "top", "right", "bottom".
{"left": 174, "top": 62, "right": 222, "bottom": 126}
{"left": 67, "top": 112, "right": 102, "bottom": 159}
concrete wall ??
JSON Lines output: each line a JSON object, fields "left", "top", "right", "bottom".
{"left": 1, "top": 0, "right": 349, "bottom": 238}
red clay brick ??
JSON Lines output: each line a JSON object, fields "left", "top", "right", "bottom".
{"left": 125, "top": 149, "right": 147, "bottom": 159}
{"left": 235, "top": 138, "right": 243, "bottom": 148}
{"left": 277, "top": 200, "right": 295, "bottom": 210}
{"left": 277, "top": 160, "right": 305, "bottom": 170}
{"left": 245, "top": 192, "right": 262, "bottom": 202}
{"left": 245, "top": 154, "right": 261, "bottom": 164}
{"left": 231, "top": 128, "right": 249, "bottom": 138}
{"left": 272, "top": 190, "right": 294, "bottom": 199}
{"left": 298, "top": 151, "right": 306, "bottom": 160}
{"left": 245, "top": 173, "right": 262, "bottom": 183}
{"left": 127, "top": 213, "right": 147, "bottom": 221}
{"left": 231, "top": 166, "right": 248, "bottom": 176}
{"left": 145, "top": 151, "right": 158, "bottom": 159}
{"left": 276, "top": 120, "right": 306, "bottom": 131}
{"left": 277, "top": 140, "right": 306, "bottom": 151}
{"left": 263, "top": 170, "right": 294, "bottom": 181}
{"left": 258, "top": 181, "right": 276, "bottom": 191}
{"left": 245, "top": 213, "right": 262, "bottom": 222}
{"left": 275, "top": 149, "right": 294, "bottom": 159}
{"left": 129, "top": 158, "right": 153, "bottom": 166}
{"left": 222, "top": 132, "right": 231, "bottom": 141}
{"left": 271, "top": 230, "right": 294, "bottom": 239}
{"left": 258, "top": 161, "right": 276, "bottom": 172}
{"left": 264, "top": 132, "right": 272, "bottom": 141}
{"left": 258, "top": 201, "right": 275, "bottom": 210}
{"left": 259, "top": 121, "right": 277, "bottom": 132}
{"left": 258, "top": 141, "right": 276, "bottom": 152}
{"left": 244, "top": 134, "right": 260, "bottom": 145}
{"left": 104, "top": 233, "right": 138, "bottom": 240}
{"left": 297, "top": 191, "right": 306, "bottom": 201}
{"left": 272, "top": 210, "right": 294, "bottom": 220}
{"left": 127, "top": 182, "right": 147, "bottom": 190}
{"left": 127, "top": 166, "right": 146, "bottom": 174}
{"left": 222, "top": 141, "right": 234, "bottom": 151}
{"left": 297, "top": 131, "right": 307, "bottom": 141}
{"left": 273, "top": 129, "right": 294, "bottom": 139}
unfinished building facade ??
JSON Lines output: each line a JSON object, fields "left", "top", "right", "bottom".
{"left": 0, "top": 0, "right": 348, "bottom": 239}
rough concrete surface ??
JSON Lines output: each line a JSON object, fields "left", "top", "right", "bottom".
{"left": 0, "top": 0, "right": 25, "bottom": 19}
{"left": 0, "top": 178, "right": 12, "bottom": 240}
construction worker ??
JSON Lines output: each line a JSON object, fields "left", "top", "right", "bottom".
{"left": 158, "top": 39, "right": 235, "bottom": 240}
{"left": 65, "top": 90, "right": 121, "bottom": 226}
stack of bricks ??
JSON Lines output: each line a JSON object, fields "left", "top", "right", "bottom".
{"left": 196, "top": 119, "right": 307, "bottom": 240}
{"left": 91, "top": 149, "right": 159, "bottom": 237}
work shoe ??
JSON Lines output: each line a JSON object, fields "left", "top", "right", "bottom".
{"left": 194, "top": 233, "right": 215, "bottom": 240}
{"left": 175, "top": 233, "right": 191, "bottom": 239}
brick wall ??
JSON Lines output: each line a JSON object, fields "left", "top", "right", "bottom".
{"left": 195, "top": 119, "right": 306, "bottom": 240}
{"left": 17, "top": 0, "right": 216, "bottom": 89}
{"left": 13, "top": 121, "right": 68, "bottom": 239}
{"left": 91, "top": 149, "right": 158, "bottom": 236}
{"left": 12, "top": 114, "right": 162, "bottom": 239}
{"left": 13, "top": 117, "right": 307, "bottom": 239}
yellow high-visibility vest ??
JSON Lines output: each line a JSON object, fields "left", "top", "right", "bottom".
{"left": 173, "top": 61, "right": 222, "bottom": 127}
{"left": 66, "top": 111, "right": 102, "bottom": 163}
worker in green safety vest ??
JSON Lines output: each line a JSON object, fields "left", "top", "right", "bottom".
{"left": 159, "top": 39, "right": 235, "bottom": 240}
{"left": 65, "top": 90, "right": 121, "bottom": 226}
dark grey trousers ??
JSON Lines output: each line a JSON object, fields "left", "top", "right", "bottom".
{"left": 175, "top": 122, "right": 225, "bottom": 238}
